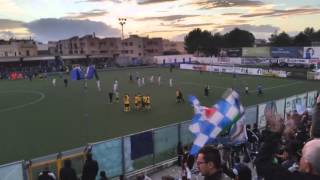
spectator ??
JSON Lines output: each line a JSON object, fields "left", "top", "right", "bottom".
{"left": 99, "top": 171, "right": 108, "bottom": 180}
{"left": 60, "top": 159, "right": 77, "bottom": 180}
{"left": 38, "top": 165, "right": 56, "bottom": 180}
{"left": 182, "top": 146, "right": 194, "bottom": 170}
{"left": 255, "top": 114, "right": 320, "bottom": 180}
{"left": 232, "top": 164, "right": 252, "bottom": 180}
{"left": 311, "top": 94, "right": 320, "bottom": 138}
{"left": 82, "top": 153, "right": 99, "bottom": 180}
{"left": 136, "top": 174, "right": 152, "bottom": 180}
{"left": 177, "top": 141, "right": 183, "bottom": 166}
{"left": 161, "top": 175, "right": 175, "bottom": 180}
{"left": 196, "top": 145, "right": 231, "bottom": 180}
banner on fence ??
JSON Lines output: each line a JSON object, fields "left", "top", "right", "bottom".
{"left": 91, "top": 139, "right": 123, "bottom": 178}
{"left": 271, "top": 47, "right": 303, "bottom": 58}
{"left": 242, "top": 47, "right": 271, "bottom": 57}
{"left": 304, "top": 47, "right": 320, "bottom": 59}
{"left": 258, "top": 99, "right": 285, "bottom": 129}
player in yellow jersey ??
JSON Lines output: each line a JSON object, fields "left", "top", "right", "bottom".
{"left": 138, "top": 93, "right": 143, "bottom": 110}
{"left": 142, "top": 95, "right": 148, "bottom": 110}
{"left": 134, "top": 94, "right": 140, "bottom": 110}
{"left": 123, "top": 94, "right": 130, "bottom": 112}
{"left": 145, "top": 95, "right": 151, "bottom": 110}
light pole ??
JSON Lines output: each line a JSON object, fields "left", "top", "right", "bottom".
{"left": 119, "top": 18, "right": 126, "bottom": 40}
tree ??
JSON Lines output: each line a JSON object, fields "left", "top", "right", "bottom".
{"left": 224, "top": 28, "right": 255, "bottom": 47}
{"left": 201, "top": 30, "right": 215, "bottom": 56}
{"left": 269, "top": 31, "right": 292, "bottom": 46}
{"left": 293, "top": 32, "right": 311, "bottom": 46}
{"left": 211, "top": 33, "right": 225, "bottom": 56}
{"left": 313, "top": 29, "right": 320, "bottom": 42}
{"left": 304, "top": 27, "right": 315, "bottom": 39}
{"left": 184, "top": 28, "right": 204, "bottom": 55}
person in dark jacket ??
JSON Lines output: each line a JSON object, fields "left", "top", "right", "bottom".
{"left": 254, "top": 114, "right": 320, "bottom": 180}
{"left": 60, "top": 159, "right": 78, "bottom": 180}
{"left": 197, "top": 145, "right": 231, "bottom": 180}
{"left": 81, "top": 153, "right": 99, "bottom": 180}
{"left": 311, "top": 94, "right": 320, "bottom": 138}
{"left": 99, "top": 171, "right": 108, "bottom": 180}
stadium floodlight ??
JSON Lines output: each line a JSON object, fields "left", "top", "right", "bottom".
{"left": 119, "top": 18, "right": 127, "bottom": 40}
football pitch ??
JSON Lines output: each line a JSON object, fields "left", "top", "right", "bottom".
{"left": 0, "top": 67, "right": 319, "bottom": 164}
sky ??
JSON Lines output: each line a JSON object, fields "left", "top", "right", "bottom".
{"left": 1, "top": 0, "right": 320, "bottom": 43}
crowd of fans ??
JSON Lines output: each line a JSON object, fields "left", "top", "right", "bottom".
{"left": 36, "top": 94, "right": 320, "bottom": 180}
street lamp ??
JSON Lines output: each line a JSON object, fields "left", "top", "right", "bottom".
{"left": 119, "top": 18, "right": 127, "bottom": 40}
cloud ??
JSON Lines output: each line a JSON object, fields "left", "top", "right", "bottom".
{"left": 171, "top": 23, "right": 216, "bottom": 28}
{"left": 221, "top": 13, "right": 243, "bottom": 16}
{"left": 0, "top": 31, "right": 15, "bottom": 39}
{"left": 77, "top": 0, "right": 176, "bottom": 4}
{"left": 76, "top": 0, "right": 122, "bottom": 3}
{"left": 24, "top": 18, "right": 120, "bottom": 42}
{"left": 135, "top": 15, "right": 199, "bottom": 21}
{"left": 0, "top": 19, "right": 24, "bottom": 30}
{"left": 214, "top": 24, "right": 280, "bottom": 39}
{"left": 141, "top": 29, "right": 186, "bottom": 34}
{"left": 218, "top": 24, "right": 279, "bottom": 33}
{"left": 64, "top": 9, "right": 108, "bottom": 19}
{"left": 240, "top": 8, "right": 320, "bottom": 18}
{"left": 191, "top": 0, "right": 264, "bottom": 10}
{"left": 171, "top": 33, "right": 186, "bottom": 41}
{"left": 137, "top": 0, "right": 177, "bottom": 5}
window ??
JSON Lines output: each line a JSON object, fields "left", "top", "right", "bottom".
{"left": 129, "top": 42, "right": 133, "bottom": 46}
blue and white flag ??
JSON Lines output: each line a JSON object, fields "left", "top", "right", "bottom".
{"left": 70, "top": 66, "right": 84, "bottom": 80}
{"left": 188, "top": 89, "right": 245, "bottom": 155}
{"left": 86, "top": 65, "right": 95, "bottom": 80}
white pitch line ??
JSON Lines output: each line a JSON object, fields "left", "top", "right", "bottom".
{"left": 0, "top": 90, "right": 45, "bottom": 113}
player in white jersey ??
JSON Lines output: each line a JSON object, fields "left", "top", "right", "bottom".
{"left": 158, "top": 75, "right": 161, "bottom": 86}
{"left": 96, "top": 80, "right": 101, "bottom": 91}
{"left": 169, "top": 78, "right": 173, "bottom": 87}
{"left": 150, "top": 75, "right": 154, "bottom": 83}
{"left": 52, "top": 78, "right": 56, "bottom": 87}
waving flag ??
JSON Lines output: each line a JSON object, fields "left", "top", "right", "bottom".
{"left": 86, "top": 65, "right": 95, "bottom": 80}
{"left": 188, "top": 89, "right": 245, "bottom": 155}
{"left": 70, "top": 66, "right": 84, "bottom": 80}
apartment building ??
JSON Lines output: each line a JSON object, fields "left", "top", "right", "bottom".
{"left": 99, "top": 37, "right": 121, "bottom": 58}
{"left": 54, "top": 34, "right": 186, "bottom": 58}
{"left": 121, "top": 35, "right": 144, "bottom": 59}
{"left": 0, "top": 39, "right": 37, "bottom": 57}
{"left": 56, "top": 35, "right": 100, "bottom": 55}
{"left": 55, "top": 35, "right": 121, "bottom": 58}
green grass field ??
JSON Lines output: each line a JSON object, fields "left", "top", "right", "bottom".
{"left": 1, "top": 67, "right": 320, "bottom": 165}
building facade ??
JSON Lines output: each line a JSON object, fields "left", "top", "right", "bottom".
{"left": 0, "top": 39, "right": 37, "bottom": 57}
{"left": 0, "top": 35, "right": 185, "bottom": 59}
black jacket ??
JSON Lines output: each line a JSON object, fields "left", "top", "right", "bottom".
{"left": 254, "top": 130, "right": 320, "bottom": 180}
{"left": 204, "top": 170, "right": 230, "bottom": 180}
{"left": 81, "top": 159, "right": 98, "bottom": 180}
{"left": 60, "top": 167, "right": 78, "bottom": 180}
{"left": 311, "top": 101, "right": 320, "bottom": 138}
